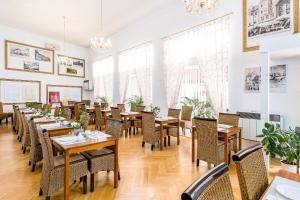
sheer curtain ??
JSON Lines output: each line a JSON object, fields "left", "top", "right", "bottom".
{"left": 163, "top": 15, "right": 230, "bottom": 114}
{"left": 93, "top": 56, "right": 114, "bottom": 103}
{"left": 118, "top": 43, "right": 153, "bottom": 105}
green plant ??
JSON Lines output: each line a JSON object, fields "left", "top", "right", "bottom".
{"left": 180, "top": 97, "right": 214, "bottom": 118}
{"left": 96, "top": 96, "right": 109, "bottom": 109}
{"left": 25, "top": 102, "right": 35, "bottom": 108}
{"left": 126, "top": 95, "right": 144, "bottom": 107}
{"left": 150, "top": 104, "right": 160, "bottom": 117}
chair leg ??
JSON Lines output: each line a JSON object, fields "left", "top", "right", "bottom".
{"left": 29, "top": 161, "right": 31, "bottom": 166}
{"left": 22, "top": 147, "right": 26, "bottom": 154}
{"left": 168, "top": 136, "right": 171, "bottom": 146}
{"left": 118, "top": 171, "right": 121, "bottom": 180}
{"left": 196, "top": 159, "right": 200, "bottom": 167}
{"left": 39, "top": 188, "right": 43, "bottom": 196}
{"left": 46, "top": 196, "right": 50, "bottom": 200}
{"left": 151, "top": 144, "right": 154, "bottom": 151}
{"left": 32, "top": 164, "right": 36, "bottom": 172}
{"left": 21, "top": 146, "right": 23, "bottom": 150}
{"left": 83, "top": 176, "right": 87, "bottom": 194}
{"left": 90, "top": 173, "right": 95, "bottom": 192}
{"left": 164, "top": 138, "right": 166, "bottom": 147}
{"left": 142, "top": 141, "right": 145, "bottom": 147}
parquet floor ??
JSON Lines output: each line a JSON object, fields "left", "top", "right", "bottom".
{"left": 0, "top": 123, "right": 281, "bottom": 200}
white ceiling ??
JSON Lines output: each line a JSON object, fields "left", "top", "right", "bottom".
{"left": 0, "top": 0, "right": 175, "bottom": 47}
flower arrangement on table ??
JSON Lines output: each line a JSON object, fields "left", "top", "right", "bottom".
{"left": 150, "top": 104, "right": 160, "bottom": 117}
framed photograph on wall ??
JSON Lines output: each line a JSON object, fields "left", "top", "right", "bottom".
{"left": 57, "top": 55, "right": 85, "bottom": 78}
{"left": 5, "top": 40, "right": 54, "bottom": 74}
{"left": 243, "top": 0, "right": 299, "bottom": 52}
{"left": 270, "top": 64, "right": 287, "bottom": 93}
{"left": 245, "top": 67, "right": 261, "bottom": 92}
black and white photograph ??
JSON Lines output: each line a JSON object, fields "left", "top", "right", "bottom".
{"left": 73, "top": 60, "right": 84, "bottom": 67}
{"left": 9, "top": 44, "right": 30, "bottom": 58}
{"left": 270, "top": 64, "right": 286, "bottom": 93}
{"left": 35, "top": 49, "right": 51, "bottom": 62}
{"left": 245, "top": 67, "right": 261, "bottom": 92}
{"left": 23, "top": 61, "right": 39, "bottom": 71}
{"left": 247, "top": 0, "right": 291, "bottom": 38}
{"left": 57, "top": 54, "right": 85, "bottom": 78}
{"left": 5, "top": 40, "right": 54, "bottom": 74}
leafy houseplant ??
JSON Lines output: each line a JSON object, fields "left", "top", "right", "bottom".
{"left": 41, "top": 106, "right": 51, "bottom": 117}
{"left": 150, "top": 105, "right": 160, "bottom": 117}
{"left": 25, "top": 102, "right": 35, "bottom": 109}
{"left": 127, "top": 95, "right": 144, "bottom": 107}
{"left": 180, "top": 97, "right": 214, "bottom": 118}
{"left": 96, "top": 96, "right": 109, "bottom": 109}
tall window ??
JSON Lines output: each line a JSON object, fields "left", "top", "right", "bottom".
{"left": 163, "top": 15, "right": 230, "bottom": 114}
{"left": 93, "top": 56, "right": 114, "bottom": 103}
{"left": 118, "top": 43, "right": 153, "bottom": 104}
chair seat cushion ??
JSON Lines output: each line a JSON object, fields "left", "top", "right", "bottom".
{"left": 54, "top": 154, "right": 86, "bottom": 167}
{"left": 81, "top": 148, "right": 114, "bottom": 159}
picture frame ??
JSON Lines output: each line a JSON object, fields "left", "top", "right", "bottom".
{"left": 57, "top": 54, "right": 85, "bottom": 78}
{"left": 5, "top": 40, "right": 54, "bottom": 74}
{"left": 46, "top": 84, "right": 83, "bottom": 104}
{"left": 243, "top": 0, "right": 299, "bottom": 52}
{"left": 244, "top": 67, "right": 261, "bottom": 93}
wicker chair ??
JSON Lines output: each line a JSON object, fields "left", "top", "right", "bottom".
{"left": 164, "top": 108, "right": 181, "bottom": 145}
{"left": 180, "top": 106, "right": 193, "bottom": 135}
{"left": 95, "top": 106, "right": 105, "bottom": 131}
{"left": 130, "top": 103, "right": 137, "bottom": 112}
{"left": 28, "top": 118, "right": 43, "bottom": 172}
{"left": 232, "top": 143, "right": 268, "bottom": 200}
{"left": 33, "top": 103, "right": 43, "bottom": 110}
{"left": 81, "top": 118, "right": 122, "bottom": 192}
{"left": 0, "top": 102, "right": 13, "bottom": 125}
{"left": 219, "top": 113, "right": 240, "bottom": 152}
{"left": 21, "top": 112, "right": 31, "bottom": 153}
{"left": 141, "top": 111, "right": 167, "bottom": 150}
{"left": 80, "top": 113, "right": 90, "bottom": 131}
{"left": 38, "top": 129, "right": 88, "bottom": 200}
{"left": 82, "top": 100, "right": 91, "bottom": 106}
{"left": 111, "top": 107, "right": 131, "bottom": 133}
{"left": 117, "top": 104, "right": 125, "bottom": 112}
{"left": 62, "top": 109, "right": 72, "bottom": 120}
{"left": 12, "top": 105, "right": 19, "bottom": 131}
{"left": 181, "top": 163, "right": 234, "bottom": 200}
{"left": 67, "top": 101, "right": 76, "bottom": 105}
{"left": 74, "top": 103, "right": 81, "bottom": 120}
{"left": 194, "top": 117, "right": 227, "bottom": 167}
{"left": 17, "top": 109, "right": 23, "bottom": 141}
{"left": 131, "top": 105, "right": 145, "bottom": 134}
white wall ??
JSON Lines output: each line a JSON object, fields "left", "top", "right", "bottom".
{"left": 0, "top": 24, "right": 92, "bottom": 111}
{"left": 90, "top": 0, "right": 300, "bottom": 128}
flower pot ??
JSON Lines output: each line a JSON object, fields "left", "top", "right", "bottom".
{"left": 280, "top": 160, "right": 298, "bottom": 173}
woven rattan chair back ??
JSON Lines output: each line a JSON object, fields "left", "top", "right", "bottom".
{"left": 181, "top": 163, "right": 234, "bottom": 200}
{"left": 94, "top": 106, "right": 103, "bottom": 129}
{"left": 181, "top": 106, "right": 193, "bottom": 121}
{"left": 21, "top": 112, "right": 30, "bottom": 147}
{"left": 142, "top": 111, "right": 156, "bottom": 137}
{"left": 82, "top": 100, "right": 91, "bottom": 106}
{"left": 219, "top": 113, "right": 239, "bottom": 126}
{"left": 38, "top": 129, "right": 55, "bottom": 170}
{"left": 29, "top": 119, "right": 40, "bottom": 148}
{"left": 111, "top": 107, "right": 122, "bottom": 120}
{"left": 130, "top": 103, "right": 137, "bottom": 112}
{"left": 80, "top": 103, "right": 86, "bottom": 112}
{"left": 0, "top": 102, "right": 3, "bottom": 113}
{"left": 12, "top": 105, "right": 18, "bottom": 128}
{"left": 117, "top": 104, "right": 125, "bottom": 112}
{"left": 80, "top": 113, "right": 90, "bottom": 130}
{"left": 74, "top": 103, "right": 81, "bottom": 120}
{"left": 68, "top": 101, "right": 75, "bottom": 105}
{"left": 168, "top": 108, "right": 181, "bottom": 118}
{"left": 62, "top": 109, "right": 71, "bottom": 120}
{"left": 232, "top": 143, "right": 268, "bottom": 200}
{"left": 194, "top": 117, "right": 219, "bottom": 164}
{"left": 106, "top": 118, "right": 123, "bottom": 138}
{"left": 136, "top": 106, "right": 145, "bottom": 112}
{"left": 17, "top": 110, "right": 23, "bottom": 138}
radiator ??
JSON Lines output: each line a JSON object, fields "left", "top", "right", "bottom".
{"left": 237, "top": 112, "right": 283, "bottom": 141}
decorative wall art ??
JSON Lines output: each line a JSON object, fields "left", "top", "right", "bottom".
{"left": 5, "top": 40, "right": 54, "bottom": 74}
{"left": 243, "top": 0, "right": 299, "bottom": 52}
{"left": 245, "top": 67, "right": 261, "bottom": 92}
{"left": 57, "top": 55, "right": 85, "bottom": 78}
{"left": 270, "top": 64, "right": 287, "bottom": 93}
{"left": 46, "top": 84, "right": 82, "bottom": 104}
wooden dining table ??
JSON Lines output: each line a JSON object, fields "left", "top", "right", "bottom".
{"left": 155, "top": 116, "right": 180, "bottom": 150}
{"left": 120, "top": 111, "right": 142, "bottom": 137}
{"left": 38, "top": 123, "right": 74, "bottom": 137}
{"left": 51, "top": 133, "right": 119, "bottom": 200}
{"left": 191, "top": 125, "right": 242, "bottom": 164}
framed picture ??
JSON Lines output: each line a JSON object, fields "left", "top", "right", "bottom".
{"left": 5, "top": 40, "right": 54, "bottom": 74}
{"left": 270, "top": 64, "right": 287, "bottom": 93}
{"left": 245, "top": 67, "right": 261, "bottom": 92}
{"left": 57, "top": 55, "right": 85, "bottom": 78}
{"left": 243, "top": 0, "right": 299, "bottom": 52}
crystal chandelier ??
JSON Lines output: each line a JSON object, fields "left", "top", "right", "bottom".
{"left": 90, "top": 0, "right": 111, "bottom": 50}
{"left": 57, "top": 16, "right": 73, "bottom": 66}
{"left": 182, "top": 0, "right": 221, "bottom": 14}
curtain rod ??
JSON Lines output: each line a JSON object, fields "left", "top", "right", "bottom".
{"left": 161, "top": 12, "right": 234, "bottom": 40}
{"left": 118, "top": 40, "right": 152, "bottom": 54}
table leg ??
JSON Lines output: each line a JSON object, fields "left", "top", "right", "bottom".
{"left": 64, "top": 150, "right": 70, "bottom": 200}
{"left": 239, "top": 128, "right": 242, "bottom": 151}
{"left": 224, "top": 135, "right": 229, "bottom": 164}
{"left": 177, "top": 120, "right": 180, "bottom": 145}
{"left": 124, "top": 116, "right": 128, "bottom": 137}
{"left": 114, "top": 140, "right": 119, "bottom": 188}
{"left": 160, "top": 122, "right": 163, "bottom": 150}
{"left": 192, "top": 127, "right": 195, "bottom": 162}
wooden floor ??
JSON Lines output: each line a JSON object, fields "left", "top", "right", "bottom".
{"left": 0, "top": 123, "right": 282, "bottom": 200}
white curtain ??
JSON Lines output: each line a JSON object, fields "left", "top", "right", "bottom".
{"left": 93, "top": 56, "right": 114, "bottom": 103}
{"left": 163, "top": 15, "right": 230, "bottom": 113}
{"left": 118, "top": 43, "right": 153, "bottom": 105}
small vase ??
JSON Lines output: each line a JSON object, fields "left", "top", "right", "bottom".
{"left": 74, "top": 129, "right": 83, "bottom": 136}
{"left": 280, "top": 160, "right": 298, "bottom": 173}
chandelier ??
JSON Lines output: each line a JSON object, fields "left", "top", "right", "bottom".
{"left": 57, "top": 16, "right": 73, "bottom": 66}
{"left": 182, "top": 0, "right": 221, "bottom": 14}
{"left": 90, "top": 0, "right": 111, "bottom": 50}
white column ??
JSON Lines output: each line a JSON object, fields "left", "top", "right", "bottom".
{"left": 260, "top": 52, "right": 270, "bottom": 124}
{"left": 112, "top": 53, "right": 120, "bottom": 105}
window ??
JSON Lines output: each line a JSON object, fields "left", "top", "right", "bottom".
{"left": 118, "top": 43, "right": 153, "bottom": 104}
{"left": 93, "top": 56, "right": 114, "bottom": 103}
{"left": 163, "top": 15, "right": 229, "bottom": 113}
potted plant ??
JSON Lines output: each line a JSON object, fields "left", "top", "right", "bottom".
{"left": 96, "top": 96, "right": 109, "bottom": 109}
{"left": 180, "top": 97, "right": 214, "bottom": 118}
{"left": 41, "top": 106, "right": 51, "bottom": 117}
{"left": 150, "top": 104, "right": 160, "bottom": 117}
{"left": 70, "top": 113, "right": 87, "bottom": 135}
{"left": 25, "top": 102, "right": 35, "bottom": 109}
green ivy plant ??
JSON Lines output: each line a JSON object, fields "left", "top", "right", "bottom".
{"left": 25, "top": 102, "right": 35, "bottom": 108}
{"left": 180, "top": 97, "right": 214, "bottom": 118}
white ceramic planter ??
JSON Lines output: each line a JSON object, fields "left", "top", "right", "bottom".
{"left": 280, "top": 161, "right": 298, "bottom": 173}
